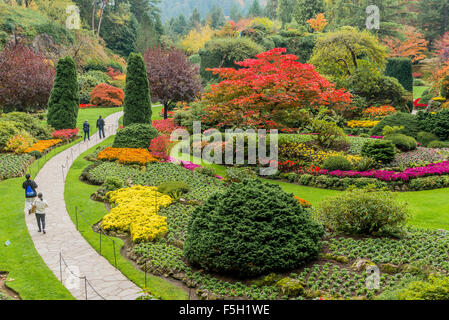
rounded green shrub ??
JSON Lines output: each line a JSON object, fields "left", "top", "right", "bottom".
{"left": 112, "top": 123, "right": 158, "bottom": 149}
{"left": 361, "top": 140, "right": 396, "bottom": 164}
{"left": 323, "top": 156, "right": 352, "bottom": 171}
{"left": 0, "top": 121, "right": 21, "bottom": 150}
{"left": 194, "top": 166, "right": 217, "bottom": 177}
{"left": 371, "top": 112, "right": 419, "bottom": 138}
{"left": 314, "top": 186, "right": 409, "bottom": 236}
{"left": 417, "top": 131, "right": 439, "bottom": 147}
{"left": 28, "top": 150, "right": 43, "bottom": 159}
{"left": 184, "top": 179, "right": 324, "bottom": 277}
{"left": 428, "top": 140, "right": 449, "bottom": 148}
{"left": 384, "top": 134, "right": 417, "bottom": 152}
{"left": 157, "top": 181, "right": 190, "bottom": 196}
{"left": 398, "top": 275, "right": 449, "bottom": 300}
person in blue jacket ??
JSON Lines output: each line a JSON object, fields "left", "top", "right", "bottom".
{"left": 96, "top": 115, "right": 105, "bottom": 139}
{"left": 83, "top": 120, "right": 90, "bottom": 142}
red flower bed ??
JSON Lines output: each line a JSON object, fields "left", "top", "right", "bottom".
{"left": 414, "top": 98, "right": 428, "bottom": 109}
{"left": 152, "top": 118, "right": 185, "bottom": 134}
{"left": 52, "top": 128, "right": 79, "bottom": 140}
{"left": 79, "top": 104, "right": 97, "bottom": 109}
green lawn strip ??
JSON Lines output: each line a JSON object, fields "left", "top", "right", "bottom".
{"left": 413, "top": 86, "right": 429, "bottom": 100}
{"left": 76, "top": 107, "right": 123, "bottom": 135}
{"left": 0, "top": 141, "right": 80, "bottom": 300}
{"left": 64, "top": 136, "right": 188, "bottom": 300}
{"left": 152, "top": 104, "right": 163, "bottom": 120}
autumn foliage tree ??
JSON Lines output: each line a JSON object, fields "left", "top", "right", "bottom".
{"left": 90, "top": 83, "right": 124, "bottom": 107}
{"left": 144, "top": 47, "right": 202, "bottom": 119}
{"left": 0, "top": 43, "right": 55, "bottom": 112}
{"left": 383, "top": 26, "right": 429, "bottom": 63}
{"left": 307, "top": 13, "right": 328, "bottom": 33}
{"left": 202, "top": 48, "right": 352, "bottom": 129}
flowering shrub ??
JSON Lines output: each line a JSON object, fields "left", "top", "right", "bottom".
{"left": 279, "top": 142, "right": 362, "bottom": 170}
{"left": 5, "top": 133, "right": 34, "bottom": 154}
{"left": 98, "top": 147, "right": 158, "bottom": 165}
{"left": 152, "top": 118, "right": 183, "bottom": 134}
{"left": 149, "top": 135, "right": 175, "bottom": 159}
{"left": 391, "top": 147, "right": 447, "bottom": 167}
{"left": 413, "top": 98, "right": 428, "bottom": 110}
{"left": 25, "top": 139, "right": 62, "bottom": 153}
{"left": 103, "top": 186, "right": 173, "bottom": 242}
{"left": 320, "top": 161, "right": 449, "bottom": 182}
{"left": 294, "top": 196, "right": 312, "bottom": 208}
{"left": 52, "top": 128, "right": 79, "bottom": 141}
{"left": 347, "top": 120, "right": 380, "bottom": 128}
{"left": 362, "top": 106, "right": 396, "bottom": 120}
{"left": 159, "top": 108, "right": 175, "bottom": 118}
{"left": 90, "top": 83, "right": 124, "bottom": 107}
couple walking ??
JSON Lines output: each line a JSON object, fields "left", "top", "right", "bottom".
{"left": 83, "top": 115, "right": 106, "bottom": 142}
{"left": 23, "top": 174, "right": 48, "bottom": 234}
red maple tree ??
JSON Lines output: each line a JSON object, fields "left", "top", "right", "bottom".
{"left": 383, "top": 26, "right": 429, "bottom": 63}
{"left": 90, "top": 83, "right": 124, "bottom": 107}
{"left": 202, "top": 48, "right": 352, "bottom": 129}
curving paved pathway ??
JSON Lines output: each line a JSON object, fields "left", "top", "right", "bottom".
{"left": 24, "top": 111, "right": 141, "bottom": 300}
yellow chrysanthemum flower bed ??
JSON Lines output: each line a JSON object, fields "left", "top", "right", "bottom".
{"left": 103, "top": 186, "right": 173, "bottom": 242}
{"left": 347, "top": 120, "right": 380, "bottom": 128}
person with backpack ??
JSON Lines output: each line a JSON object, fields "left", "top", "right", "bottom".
{"left": 96, "top": 115, "right": 105, "bottom": 139}
{"left": 32, "top": 193, "right": 49, "bottom": 234}
{"left": 23, "top": 174, "right": 38, "bottom": 215}
{"left": 83, "top": 120, "right": 90, "bottom": 142}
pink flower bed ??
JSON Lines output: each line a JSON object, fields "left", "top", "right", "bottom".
{"left": 166, "top": 156, "right": 224, "bottom": 180}
{"left": 320, "top": 161, "right": 449, "bottom": 182}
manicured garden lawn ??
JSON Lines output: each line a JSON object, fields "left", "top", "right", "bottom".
{"left": 0, "top": 140, "right": 78, "bottom": 300}
{"left": 76, "top": 107, "right": 123, "bottom": 134}
{"left": 64, "top": 136, "right": 188, "bottom": 300}
{"left": 413, "top": 86, "right": 429, "bottom": 100}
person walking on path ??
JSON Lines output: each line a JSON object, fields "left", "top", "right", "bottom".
{"left": 83, "top": 120, "right": 90, "bottom": 142}
{"left": 97, "top": 115, "right": 105, "bottom": 139}
{"left": 23, "top": 174, "right": 38, "bottom": 215}
{"left": 33, "top": 193, "right": 49, "bottom": 234}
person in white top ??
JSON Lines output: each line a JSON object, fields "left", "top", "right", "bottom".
{"left": 33, "top": 193, "right": 49, "bottom": 234}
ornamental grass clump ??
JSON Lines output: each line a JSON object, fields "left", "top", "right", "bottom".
{"left": 103, "top": 186, "right": 173, "bottom": 242}
{"left": 314, "top": 186, "right": 409, "bottom": 236}
{"left": 184, "top": 179, "right": 324, "bottom": 277}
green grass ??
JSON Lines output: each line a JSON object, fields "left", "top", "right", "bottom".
{"left": 76, "top": 107, "right": 123, "bottom": 135}
{"left": 64, "top": 136, "right": 188, "bottom": 300}
{"left": 413, "top": 86, "right": 429, "bottom": 100}
{"left": 0, "top": 144, "right": 77, "bottom": 300}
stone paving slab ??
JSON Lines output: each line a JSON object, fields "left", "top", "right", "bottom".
{"left": 24, "top": 112, "right": 141, "bottom": 300}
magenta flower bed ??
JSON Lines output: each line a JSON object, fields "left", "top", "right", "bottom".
{"left": 320, "top": 161, "right": 449, "bottom": 182}
{"left": 166, "top": 157, "right": 224, "bottom": 180}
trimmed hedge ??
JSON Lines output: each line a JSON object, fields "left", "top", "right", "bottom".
{"left": 371, "top": 112, "right": 420, "bottom": 138}
{"left": 184, "top": 179, "right": 324, "bottom": 277}
{"left": 384, "top": 134, "right": 417, "bottom": 152}
{"left": 385, "top": 57, "right": 413, "bottom": 92}
{"left": 123, "top": 53, "right": 152, "bottom": 126}
{"left": 47, "top": 56, "right": 79, "bottom": 130}
{"left": 361, "top": 140, "right": 396, "bottom": 164}
{"left": 113, "top": 123, "right": 158, "bottom": 149}
{"left": 199, "top": 37, "right": 264, "bottom": 82}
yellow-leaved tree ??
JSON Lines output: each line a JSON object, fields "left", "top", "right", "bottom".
{"left": 181, "top": 25, "right": 214, "bottom": 55}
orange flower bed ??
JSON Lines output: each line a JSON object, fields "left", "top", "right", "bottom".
{"left": 25, "top": 139, "right": 62, "bottom": 153}
{"left": 98, "top": 147, "right": 158, "bottom": 165}
{"left": 294, "top": 196, "right": 312, "bottom": 208}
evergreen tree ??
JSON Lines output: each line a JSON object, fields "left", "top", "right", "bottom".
{"left": 417, "top": 0, "right": 449, "bottom": 43}
{"left": 190, "top": 8, "right": 202, "bottom": 29}
{"left": 293, "top": 0, "right": 326, "bottom": 26}
{"left": 173, "top": 14, "right": 189, "bottom": 36}
{"left": 123, "top": 53, "right": 152, "bottom": 126}
{"left": 136, "top": 13, "right": 159, "bottom": 54}
{"left": 247, "top": 0, "right": 264, "bottom": 18}
{"left": 47, "top": 56, "right": 79, "bottom": 130}
{"left": 210, "top": 5, "right": 226, "bottom": 29}
{"left": 230, "top": 3, "right": 243, "bottom": 22}
{"left": 264, "top": 0, "right": 278, "bottom": 20}
{"left": 278, "top": 0, "right": 295, "bottom": 27}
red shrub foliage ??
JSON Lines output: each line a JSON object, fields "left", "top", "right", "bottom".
{"left": 0, "top": 43, "right": 55, "bottom": 112}
{"left": 149, "top": 135, "right": 174, "bottom": 159}
{"left": 152, "top": 118, "right": 184, "bottom": 134}
{"left": 202, "top": 48, "right": 352, "bottom": 129}
{"left": 90, "top": 83, "right": 124, "bottom": 107}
